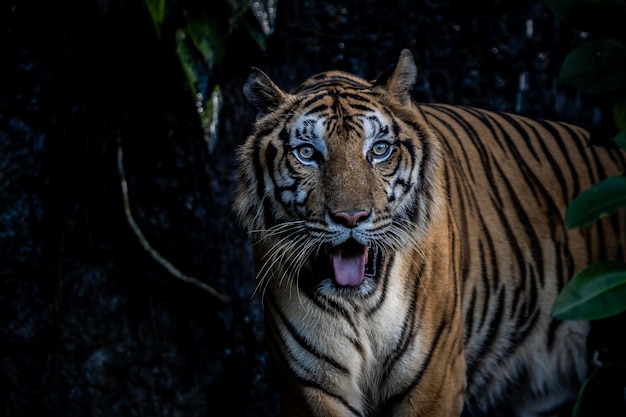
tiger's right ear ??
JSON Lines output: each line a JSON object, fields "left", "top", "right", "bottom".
{"left": 243, "top": 67, "right": 287, "bottom": 115}
{"left": 374, "top": 49, "right": 417, "bottom": 108}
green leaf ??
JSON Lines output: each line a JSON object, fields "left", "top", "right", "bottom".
{"left": 241, "top": 18, "right": 268, "bottom": 50}
{"left": 175, "top": 29, "right": 223, "bottom": 152}
{"left": 613, "top": 92, "right": 626, "bottom": 132}
{"left": 558, "top": 38, "right": 626, "bottom": 93}
{"left": 552, "top": 260, "right": 626, "bottom": 321}
{"left": 572, "top": 362, "right": 626, "bottom": 416}
{"left": 186, "top": 10, "right": 227, "bottom": 68}
{"left": 145, "top": 0, "right": 166, "bottom": 36}
{"left": 226, "top": 0, "right": 257, "bottom": 31}
{"left": 614, "top": 132, "right": 626, "bottom": 151}
{"left": 176, "top": 29, "right": 202, "bottom": 96}
{"left": 197, "top": 86, "right": 223, "bottom": 154}
{"left": 565, "top": 175, "right": 626, "bottom": 228}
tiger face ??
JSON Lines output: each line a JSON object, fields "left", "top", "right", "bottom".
{"left": 235, "top": 51, "right": 442, "bottom": 298}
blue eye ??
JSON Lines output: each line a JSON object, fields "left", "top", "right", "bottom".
{"left": 297, "top": 145, "right": 315, "bottom": 160}
{"left": 371, "top": 141, "right": 393, "bottom": 159}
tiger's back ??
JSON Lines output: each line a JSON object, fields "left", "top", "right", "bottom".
{"left": 234, "top": 49, "right": 626, "bottom": 416}
{"left": 423, "top": 103, "right": 625, "bottom": 415}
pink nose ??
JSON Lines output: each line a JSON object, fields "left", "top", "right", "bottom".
{"left": 331, "top": 210, "right": 370, "bottom": 228}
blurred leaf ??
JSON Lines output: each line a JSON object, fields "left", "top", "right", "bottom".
{"left": 241, "top": 18, "right": 268, "bottom": 50}
{"left": 558, "top": 38, "right": 626, "bottom": 93}
{"left": 150, "top": 0, "right": 276, "bottom": 153}
{"left": 614, "top": 132, "right": 626, "bottom": 151}
{"left": 175, "top": 29, "right": 222, "bottom": 152}
{"left": 186, "top": 10, "right": 227, "bottom": 68}
{"left": 176, "top": 29, "right": 202, "bottom": 96}
{"left": 573, "top": 362, "right": 626, "bottom": 416}
{"left": 543, "top": 0, "right": 626, "bottom": 40}
{"left": 145, "top": 0, "right": 166, "bottom": 36}
{"left": 613, "top": 92, "right": 626, "bottom": 132}
{"left": 197, "top": 86, "right": 223, "bottom": 154}
{"left": 226, "top": 0, "right": 256, "bottom": 30}
{"left": 565, "top": 175, "right": 626, "bottom": 227}
{"left": 553, "top": 260, "right": 626, "bottom": 320}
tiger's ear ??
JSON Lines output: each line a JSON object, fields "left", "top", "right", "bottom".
{"left": 375, "top": 49, "right": 417, "bottom": 107}
{"left": 243, "top": 67, "right": 287, "bottom": 115}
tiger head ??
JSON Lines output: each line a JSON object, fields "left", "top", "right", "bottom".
{"left": 234, "top": 49, "right": 443, "bottom": 297}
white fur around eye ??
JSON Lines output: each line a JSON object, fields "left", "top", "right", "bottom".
{"left": 291, "top": 116, "right": 327, "bottom": 164}
{"left": 362, "top": 111, "right": 394, "bottom": 162}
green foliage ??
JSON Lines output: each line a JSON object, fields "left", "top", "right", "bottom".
{"left": 565, "top": 175, "right": 626, "bottom": 228}
{"left": 145, "top": 0, "right": 277, "bottom": 152}
{"left": 557, "top": 37, "right": 626, "bottom": 94}
{"left": 545, "top": 0, "right": 626, "bottom": 414}
{"left": 145, "top": 0, "right": 165, "bottom": 36}
{"left": 545, "top": 0, "right": 626, "bottom": 323}
{"left": 613, "top": 94, "right": 626, "bottom": 131}
{"left": 614, "top": 131, "right": 626, "bottom": 149}
{"left": 572, "top": 362, "right": 626, "bottom": 415}
{"left": 552, "top": 260, "right": 626, "bottom": 320}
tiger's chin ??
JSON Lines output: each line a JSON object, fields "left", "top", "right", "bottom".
{"left": 309, "top": 240, "right": 382, "bottom": 298}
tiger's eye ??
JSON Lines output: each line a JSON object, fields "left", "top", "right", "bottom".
{"left": 372, "top": 141, "right": 391, "bottom": 157}
{"left": 297, "top": 145, "right": 315, "bottom": 160}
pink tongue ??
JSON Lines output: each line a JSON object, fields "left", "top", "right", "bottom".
{"left": 331, "top": 245, "right": 367, "bottom": 287}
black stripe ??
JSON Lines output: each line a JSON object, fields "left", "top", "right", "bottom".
{"left": 365, "top": 252, "right": 395, "bottom": 316}
{"left": 300, "top": 92, "right": 328, "bottom": 109}
{"left": 351, "top": 103, "right": 376, "bottom": 113}
{"left": 381, "top": 262, "right": 422, "bottom": 381}
{"left": 311, "top": 294, "right": 360, "bottom": 335}
{"left": 252, "top": 136, "right": 267, "bottom": 203}
{"left": 464, "top": 286, "right": 478, "bottom": 345}
{"left": 476, "top": 239, "right": 492, "bottom": 331}
{"left": 268, "top": 296, "right": 350, "bottom": 374}
{"left": 342, "top": 92, "right": 376, "bottom": 104}
{"left": 297, "top": 378, "right": 364, "bottom": 417}
{"left": 423, "top": 106, "right": 479, "bottom": 184}
{"left": 466, "top": 287, "right": 506, "bottom": 381}
{"left": 385, "top": 318, "right": 449, "bottom": 409}
{"left": 535, "top": 119, "right": 581, "bottom": 203}
{"left": 463, "top": 106, "right": 509, "bottom": 156}
{"left": 296, "top": 76, "right": 369, "bottom": 94}
{"left": 269, "top": 316, "right": 363, "bottom": 417}
{"left": 498, "top": 112, "right": 542, "bottom": 164}
{"left": 494, "top": 162, "right": 544, "bottom": 285}
{"left": 561, "top": 122, "right": 598, "bottom": 189}
{"left": 304, "top": 104, "right": 328, "bottom": 116}
{"left": 265, "top": 307, "right": 319, "bottom": 380}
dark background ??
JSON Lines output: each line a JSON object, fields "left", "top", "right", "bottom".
{"left": 0, "top": 0, "right": 618, "bottom": 416}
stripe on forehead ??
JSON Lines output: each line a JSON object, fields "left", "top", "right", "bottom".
{"left": 290, "top": 72, "right": 386, "bottom": 139}
{"left": 296, "top": 72, "right": 371, "bottom": 95}
{"left": 291, "top": 105, "right": 392, "bottom": 147}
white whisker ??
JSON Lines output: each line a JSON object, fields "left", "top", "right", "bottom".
{"left": 251, "top": 220, "right": 330, "bottom": 306}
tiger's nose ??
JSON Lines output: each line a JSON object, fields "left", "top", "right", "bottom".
{"left": 331, "top": 210, "right": 371, "bottom": 228}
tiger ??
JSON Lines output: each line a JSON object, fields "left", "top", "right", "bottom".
{"left": 233, "top": 49, "right": 626, "bottom": 417}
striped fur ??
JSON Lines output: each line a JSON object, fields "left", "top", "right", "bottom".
{"left": 234, "top": 49, "right": 626, "bottom": 417}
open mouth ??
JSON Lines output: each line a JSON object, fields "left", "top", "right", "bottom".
{"left": 315, "top": 240, "right": 380, "bottom": 287}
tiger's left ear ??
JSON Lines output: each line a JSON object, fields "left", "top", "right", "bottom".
{"left": 375, "top": 49, "right": 417, "bottom": 107}
{"left": 243, "top": 67, "right": 287, "bottom": 116}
